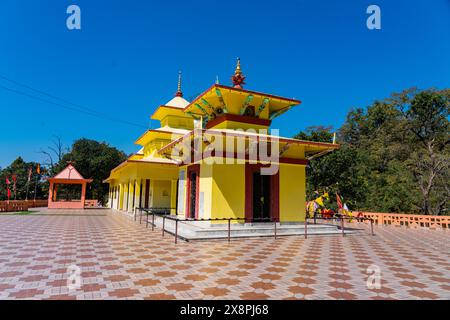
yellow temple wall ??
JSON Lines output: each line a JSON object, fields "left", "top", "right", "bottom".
{"left": 209, "top": 121, "right": 269, "bottom": 131}
{"left": 199, "top": 164, "right": 213, "bottom": 219}
{"left": 279, "top": 164, "right": 306, "bottom": 222}
{"left": 210, "top": 163, "right": 245, "bottom": 220}
{"left": 143, "top": 139, "right": 171, "bottom": 158}
{"left": 160, "top": 115, "right": 194, "bottom": 129}
{"left": 151, "top": 180, "right": 171, "bottom": 208}
{"left": 119, "top": 184, "right": 124, "bottom": 210}
{"left": 170, "top": 180, "right": 177, "bottom": 214}
{"left": 177, "top": 167, "right": 187, "bottom": 218}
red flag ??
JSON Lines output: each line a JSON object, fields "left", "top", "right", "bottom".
{"left": 7, "top": 188, "right": 11, "bottom": 200}
{"left": 336, "top": 193, "right": 343, "bottom": 210}
{"left": 5, "top": 176, "right": 10, "bottom": 185}
{"left": 12, "top": 174, "right": 17, "bottom": 183}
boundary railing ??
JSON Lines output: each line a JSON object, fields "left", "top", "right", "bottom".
{"left": 357, "top": 212, "right": 450, "bottom": 229}
{"left": 0, "top": 200, "right": 48, "bottom": 212}
{"left": 305, "top": 212, "right": 375, "bottom": 239}
{"left": 137, "top": 207, "right": 279, "bottom": 244}
{"left": 84, "top": 200, "right": 98, "bottom": 208}
{"left": 134, "top": 208, "right": 375, "bottom": 244}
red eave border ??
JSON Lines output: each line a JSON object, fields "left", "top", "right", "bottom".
{"left": 158, "top": 129, "right": 340, "bottom": 155}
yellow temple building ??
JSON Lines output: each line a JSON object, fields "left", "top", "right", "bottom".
{"left": 104, "top": 60, "right": 338, "bottom": 223}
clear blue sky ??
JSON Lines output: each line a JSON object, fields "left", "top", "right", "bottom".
{"left": 1, "top": 0, "right": 449, "bottom": 168}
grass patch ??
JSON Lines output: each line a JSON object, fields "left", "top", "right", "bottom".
{"left": 0, "top": 210, "right": 40, "bottom": 215}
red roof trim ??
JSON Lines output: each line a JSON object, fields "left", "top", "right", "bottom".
{"left": 158, "top": 129, "right": 339, "bottom": 154}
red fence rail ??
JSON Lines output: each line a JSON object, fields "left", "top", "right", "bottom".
{"left": 356, "top": 212, "right": 450, "bottom": 229}
{"left": 0, "top": 200, "right": 48, "bottom": 212}
{"left": 84, "top": 200, "right": 98, "bottom": 208}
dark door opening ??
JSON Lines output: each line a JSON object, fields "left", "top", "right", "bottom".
{"left": 252, "top": 171, "right": 271, "bottom": 221}
{"left": 144, "top": 179, "right": 150, "bottom": 208}
{"left": 188, "top": 171, "right": 198, "bottom": 219}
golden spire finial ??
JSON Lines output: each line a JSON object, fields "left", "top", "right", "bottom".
{"left": 235, "top": 57, "right": 242, "bottom": 75}
{"left": 231, "top": 57, "right": 245, "bottom": 88}
{"left": 175, "top": 71, "right": 183, "bottom": 97}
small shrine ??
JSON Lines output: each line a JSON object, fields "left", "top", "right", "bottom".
{"left": 47, "top": 163, "right": 93, "bottom": 209}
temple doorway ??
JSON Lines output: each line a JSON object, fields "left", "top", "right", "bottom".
{"left": 186, "top": 165, "right": 200, "bottom": 219}
{"left": 245, "top": 164, "right": 279, "bottom": 222}
{"left": 252, "top": 171, "right": 271, "bottom": 221}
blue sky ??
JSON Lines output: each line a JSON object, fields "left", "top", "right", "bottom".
{"left": 1, "top": 0, "right": 449, "bottom": 167}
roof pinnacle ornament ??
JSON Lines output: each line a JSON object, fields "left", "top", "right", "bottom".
{"left": 231, "top": 57, "right": 246, "bottom": 89}
{"left": 175, "top": 71, "right": 183, "bottom": 97}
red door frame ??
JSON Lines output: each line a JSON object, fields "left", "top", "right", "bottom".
{"left": 245, "top": 163, "right": 279, "bottom": 222}
{"left": 185, "top": 164, "right": 200, "bottom": 219}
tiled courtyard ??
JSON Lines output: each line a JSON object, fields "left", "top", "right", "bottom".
{"left": 0, "top": 209, "right": 449, "bottom": 300}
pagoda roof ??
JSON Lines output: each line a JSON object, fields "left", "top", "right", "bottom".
{"left": 151, "top": 105, "right": 192, "bottom": 121}
{"left": 103, "top": 157, "right": 178, "bottom": 183}
{"left": 134, "top": 127, "right": 190, "bottom": 146}
{"left": 183, "top": 84, "right": 301, "bottom": 118}
{"left": 165, "top": 96, "right": 190, "bottom": 108}
{"left": 47, "top": 164, "right": 93, "bottom": 183}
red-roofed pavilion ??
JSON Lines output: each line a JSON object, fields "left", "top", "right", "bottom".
{"left": 47, "top": 164, "right": 93, "bottom": 209}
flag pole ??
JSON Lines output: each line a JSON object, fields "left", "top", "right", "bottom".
{"left": 25, "top": 168, "right": 31, "bottom": 201}
{"left": 33, "top": 164, "right": 41, "bottom": 202}
{"left": 5, "top": 175, "right": 11, "bottom": 204}
{"left": 12, "top": 174, "right": 17, "bottom": 201}
{"left": 33, "top": 175, "right": 38, "bottom": 201}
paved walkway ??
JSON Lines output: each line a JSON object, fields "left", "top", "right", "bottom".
{"left": 0, "top": 209, "right": 449, "bottom": 300}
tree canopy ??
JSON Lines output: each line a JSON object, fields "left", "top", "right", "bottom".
{"left": 296, "top": 88, "right": 449, "bottom": 215}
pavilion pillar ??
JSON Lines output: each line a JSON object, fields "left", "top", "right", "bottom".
{"left": 124, "top": 182, "right": 129, "bottom": 211}
{"left": 127, "top": 181, "right": 131, "bottom": 212}
{"left": 53, "top": 184, "right": 58, "bottom": 202}
{"left": 135, "top": 180, "right": 141, "bottom": 211}
{"left": 108, "top": 184, "right": 112, "bottom": 208}
{"left": 122, "top": 183, "right": 126, "bottom": 210}
{"left": 81, "top": 182, "right": 87, "bottom": 209}
{"left": 119, "top": 184, "right": 124, "bottom": 210}
{"left": 128, "top": 180, "right": 133, "bottom": 212}
{"left": 48, "top": 181, "right": 54, "bottom": 206}
{"left": 130, "top": 180, "right": 135, "bottom": 212}
{"left": 170, "top": 180, "right": 177, "bottom": 215}
{"left": 149, "top": 180, "right": 155, "bottom": 208}
{"left": 113, "top": 186, "right": 117, "bottom": 209}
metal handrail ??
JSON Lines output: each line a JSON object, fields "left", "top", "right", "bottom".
{"left": 305, "top": 212, "right": 375, "bottom": 238}
{"left": 135, "top": 208, "right": 374, "bottom": 243}
{"left": 138, "top": 207, "right": 278, "bottom": 243}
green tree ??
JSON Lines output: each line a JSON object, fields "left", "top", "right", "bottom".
{"left": 392, "top": 88, "right": 450, "bottom": 214}
{"left": 295, "top": 88, "right": 449, "bottom": 215}
{"left": 0, "top": 157, "right": 47, "bottom": 200}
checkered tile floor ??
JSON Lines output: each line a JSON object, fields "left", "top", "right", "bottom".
{"left": 0, "top": 209, "right": 449, "bottom": 300}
